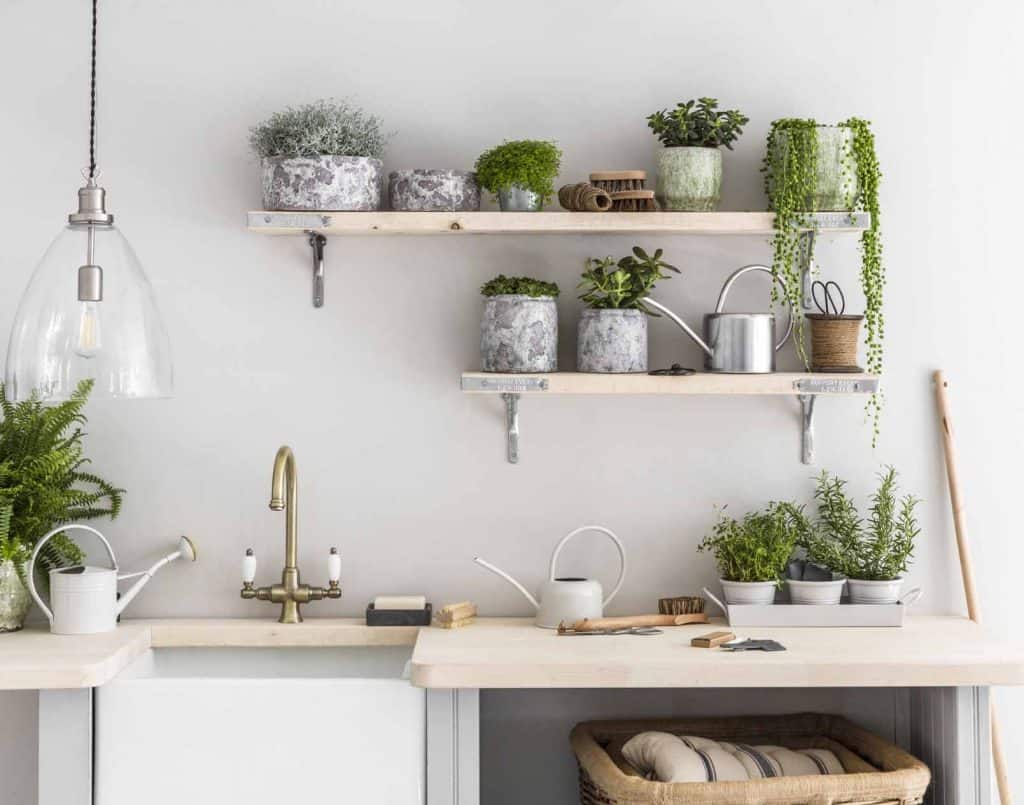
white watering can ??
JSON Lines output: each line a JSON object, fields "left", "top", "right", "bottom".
{"left": 474, "top": 525, "right": 626, "bottom": 629}
{"left": 26, "top": 524, "right": 197, "bottom": 635}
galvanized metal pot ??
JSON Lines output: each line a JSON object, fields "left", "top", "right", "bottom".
{"left": 577, "top": 309, "right": 647, "bottom": 373}
{"left": 655, "top": 146, "right": 722, "bottom": 211}
{"left": 388, "top": 169, "right": 481, "bottom": 212}
{"left": 769, "top": 126, "right": 858, "bottom": 211}
{"left": 481, "top": 295, "right": 558, "bottom": 373}
{"left": 261, "top": 155, "right": 384, "bottom": 211}
{"left": 846, "top": 578, "right": 903, "bottom": 605}
{"left": 498, "top": 185, "right": 543, "bottom": 212}
{"left": 0, "top": 560, "right": 30, "bottom": 633}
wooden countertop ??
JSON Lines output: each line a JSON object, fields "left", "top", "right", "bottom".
{"left": 3, "top": 615, "right": 1023, "bottom": 691}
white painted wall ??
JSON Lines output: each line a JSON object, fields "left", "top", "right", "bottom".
{"left": 1, "top": 0, "right": 1021, "bottom": 801}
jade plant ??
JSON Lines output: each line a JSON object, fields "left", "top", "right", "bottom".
{"left": 647, "top": 98, "right": 749, "bottom": 149}
{"left": 578, "top": 247, "right": 679, "bottom": 314}
{"left": 249, "top": 98, "right": 389, "bottom": 159}
{"left": 481, "top": 275, "right": 559, "bottom": 298}
{"left": 698, "top": 502, "right": 808, "bottom": 586}
{"left": 474, "top": 140, "right": 562, "bottom": 204}
{"left": 762, "top": 117, "right": 884, "bottom": 440}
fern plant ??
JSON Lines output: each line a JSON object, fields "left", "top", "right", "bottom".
{"left": 0, "top": 379, "right": 124, "bottom": 572}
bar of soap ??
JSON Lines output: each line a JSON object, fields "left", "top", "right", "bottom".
{"left": 373, "top": 595, "right": 427, "bottom": 611}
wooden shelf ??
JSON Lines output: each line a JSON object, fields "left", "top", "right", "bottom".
{"left": 248, "top": 210, "right": 870, "bottom": 236}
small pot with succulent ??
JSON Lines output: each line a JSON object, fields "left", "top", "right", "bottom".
{"left": 0, "top": 380, "right": 123, "bottom": 633}
{"left": 698, "top": 502, "right": 804, "bottom": 606}
{"left": 809, "top": 467, "right": 920, "bottom": 605}
{"left": 576, "top": 247, "right": 679, "bottom": 373}
{"left": 647, "top": 97, "right": 748, "bottom": 212}
{"left": 474, "top": 140, "right": 562, "bottom": 212}
{"left": 480, "top": 276, "right": 560, "bottom": 373}
{"left": 250, "top": 99, "right": 390, "bottom": 211}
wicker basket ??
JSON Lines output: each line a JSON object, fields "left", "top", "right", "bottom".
{"left": 571, "top": 713, "right": 929, "bottom": 805}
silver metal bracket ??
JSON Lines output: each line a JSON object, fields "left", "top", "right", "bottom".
{"left": 502, "top": 393, "right": 520, "bottom": 464}
{"left": 308, "top": 232, "right": 326, "bottom": 308}
{"left": 799, "top": 394, "right": 817, "bottom": 464}
{"left": 794, "top": 376, "right": 880, "bottom": 394}
{"left": 461, "top": 376, "right": 549, "bottom": 393}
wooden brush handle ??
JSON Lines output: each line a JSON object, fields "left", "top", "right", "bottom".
{"left": 568, "top": 613, "right": 708, "bottom": 631}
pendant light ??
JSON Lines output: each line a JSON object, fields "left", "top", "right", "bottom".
{"left": 4, "top": 0, "right": 172, "bottom": 401}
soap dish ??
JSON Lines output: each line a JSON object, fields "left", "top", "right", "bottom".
{"left": 366, "top": 602, "right": 432, "bottom": 627}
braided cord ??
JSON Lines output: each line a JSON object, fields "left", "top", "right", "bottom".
{"left": 88, "top": 0, "right": 97, "bottom": 178}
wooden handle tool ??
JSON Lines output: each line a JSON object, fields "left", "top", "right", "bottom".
{"left": 566, "top": 613, "right": 708, "bottom": 632}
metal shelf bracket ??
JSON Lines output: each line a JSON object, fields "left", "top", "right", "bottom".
{"left": 502, "top": 393, "right": 520, "bottom": 464}
{"left": 308, "top": 232, "right": 326, "bottom": 308}
{"left": 799, "top": 393, "right": 817, "bottom": 464}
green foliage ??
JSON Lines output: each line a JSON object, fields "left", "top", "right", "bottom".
{"left": 806, "top": 467, "right": 919, "bottom": 581}
{"left": 0, "top": 380, "right": 124, "bottom": 572}
{"left": 474, "top": 140, "right": 562, "bottom": 203}
{"left": 249, "top": 99, "right": 389, "bottom": 160}
{"left": 647, "top": 98, "right": 749, "bottom": 150}
{"left": 698, "top": 502, "right": 808, "bottom": 586}
{"left": 0, "top": 505, "right": 28, "bottom": 567}
{"left": 480, "top": 275, "right": 559, "bottom": 298}
{"left": 578, "top": 247, "right": 680, "bottom": 314}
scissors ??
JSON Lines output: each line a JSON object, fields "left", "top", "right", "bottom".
{"left": 811, "top": 280, "right": 846, "bottom": 316}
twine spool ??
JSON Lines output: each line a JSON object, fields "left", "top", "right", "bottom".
{"left": 558, "top": 182, "right": 613, "bottom": 212}
{"left": 807, "top": 313, "right": 863, "bottom": 371}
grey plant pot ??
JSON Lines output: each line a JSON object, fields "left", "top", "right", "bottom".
{"left": 655, "top": 147, "right": 723, "bottom": 212}
{"left": 388, "top": 169, "right": 481, "bottom": 212}
{"left": 498, "top": 185, "right": 543, "bottom": 212}
{"left": 481, "top": 295, "right": 558, "bottom": 373}
{"left": 261, "top": 155, "right": 384, "bottom": 211}
{"left": 770, "top": 126, "right": 859, "bottom": 211}
{"left": 577, "top": 309, "right": 648, "bottom": 373}
{"left": 0, "top": 560, "right": 30, "bottom": 633}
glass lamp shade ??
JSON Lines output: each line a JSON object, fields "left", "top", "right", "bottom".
{"left": 5, "top": 222, "right": 173, "bottom": 401}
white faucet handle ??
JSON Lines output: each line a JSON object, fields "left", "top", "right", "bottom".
{"left": 243, "top": 548, "right": 257, "bottom": 584}
{"left": 327, "top": 547, "right": 341, "bottom": 584}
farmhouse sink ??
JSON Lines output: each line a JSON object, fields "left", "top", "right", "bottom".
{"left": 94, "top": 646, "right": 424, "bottom": 804}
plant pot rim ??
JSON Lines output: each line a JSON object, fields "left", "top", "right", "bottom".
{"left": 786, "top": 577, "right": 846, "bottom": 585}
{"left": 847, "top": 576, "right": 903, "bottom": 584}
{"left": 661, "top": 144, "right": 722, "bottom": 150}
{"left": 262, "top": 154, "right": 383, "bottom": 164}
{"left": 806, "top": 313, "right": 864, "bottom": 322}
{"left": 389, "top": 168, "right": 476, "bottom": 176}
{"left": 482, "top": 294, "right": 557, "bottom": 302}
{"left": 581, "top": 307, "right": 645, "bottom": 317}
{"left": 720, "top": 578, "right": 778, "bottom": 585}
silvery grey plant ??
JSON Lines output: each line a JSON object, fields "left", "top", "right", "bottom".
{"left": 249, "top": 99, "right": 389, "bottom": 159}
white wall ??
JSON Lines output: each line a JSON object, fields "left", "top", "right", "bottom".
{"left": 1, "top": 0, "right": 1022, "bottom": 801}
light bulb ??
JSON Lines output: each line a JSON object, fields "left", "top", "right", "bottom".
{"left": 75, "top": 301, "right": 102, "bottom": 358}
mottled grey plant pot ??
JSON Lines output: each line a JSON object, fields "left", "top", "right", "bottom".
{"left": 388, "top": 170, "right": 481, "bottom": 212}
{"left": 770, "top": 126, "right": 859, "bottom": 211}
{"left": 0, "top": 560, "right": 29, "bottom": 633}
{"left": 481, "top": 295, "right": 558, "bottom": 373}
{"left": 577, "top": 309, "right": 648, "bottom": 373}
{"left": 655, "top": 147, "right": 723, "bottom": 212}
{"left": 261, "top": 155, "right": 384, "bottom": 211}
{"left": 498, "top": 186, "right": 543, "bottom": 212}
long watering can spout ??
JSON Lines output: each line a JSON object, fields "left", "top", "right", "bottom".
{"left": 116, "top": 536, "right": 198, "bottom": 615}
{"left": 474, "top": 556, "right": 540, "bottom": 610}
{"left": 644, "top": 297, "right": 713, "bottom": 357}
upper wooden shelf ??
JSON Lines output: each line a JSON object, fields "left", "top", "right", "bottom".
{"left": 247, "top": 210, "right": 871, "bottom": 236}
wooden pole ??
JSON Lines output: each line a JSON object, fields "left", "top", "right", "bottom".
{"left": 933, "top": 370, "right": 1012, "bottom": 803}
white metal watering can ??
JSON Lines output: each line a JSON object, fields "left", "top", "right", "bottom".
{"left": 474, "top": 525, "right": 627, "bottom": 629}
{"left": 26, "top": 524, "right": 197, "bottom": 635}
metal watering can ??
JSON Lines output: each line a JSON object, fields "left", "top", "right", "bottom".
{"left": 26, "top": 524, "right": 197, "bottom": 635}
{"left": 645, "top": 264, "right": 794, "bottom": 373}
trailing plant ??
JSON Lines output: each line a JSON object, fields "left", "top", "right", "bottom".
{"left": 0, "top": 379, "right": 124, "bottom": 574}
{"left": 808, "top": 467, "right": 919, "bottom": 581}
{"left": 698, "top": 502, "right": 808, "bottom": 586}
{"left": 474, "top": 140, "right": 562, "bottom": 204}
{"left": 578, "top": 247, "right": 679, "bottom": 314}
{"left": 647, "top": 97, "right": 749, "bottom": 149}
{"left": 249, "top": 99, "right": 389, "bottom": 160}
{"left": 480, "top": 275, "right": 559, "bottom": 298}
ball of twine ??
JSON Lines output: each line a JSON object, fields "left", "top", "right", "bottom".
{"left": 807, "top": 314, "right": 863, "bottom": 369}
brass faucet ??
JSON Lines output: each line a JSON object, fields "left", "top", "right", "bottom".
{"left": 240, "top": 445, "right": 341, "bottom": 623}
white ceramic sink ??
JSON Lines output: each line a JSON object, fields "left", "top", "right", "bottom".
{"left": 95, "top": 646, "right": 424, "bottom": 804}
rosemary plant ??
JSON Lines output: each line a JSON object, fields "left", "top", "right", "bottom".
{"left": 578, "top": 247, "right": 679, "bottom": 314}
{"left": 698, "top": 502, "right": 808, "bottom": 586}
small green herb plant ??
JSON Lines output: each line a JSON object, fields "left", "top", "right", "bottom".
{"left": 578, "top": 247, "right": 679, "bottom": 314}
{"left": 249, "top": 99, "right": 389, "bottom": 160}
{"left": 474, "top": 140, "right": 562, "bottom": 204}
{"left": 804, "top": 467, "right": 919, "bottom": 581}
{"left": 698, "top": 502, "right": 808, "bottom": 586}
{"left": 647, "top": 98, "right": 749, "bottom": 149}
{"left": 480, "top": 275, "right": 559, "bottom": 298}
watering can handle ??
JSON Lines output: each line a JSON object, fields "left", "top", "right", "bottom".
{"left": 549, "top": 525, "right": 627, "bottom": 607}
{"left": 25, "top": 524, "right": 118, "bottom": 624}
{"left": 714, "top": 264, "right": 795, "bottom": 352}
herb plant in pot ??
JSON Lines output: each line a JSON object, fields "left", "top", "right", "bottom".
{"left": 474, "top": 140, "right": 562, "bottom": 211}
{"left": 576, "top": 247, "right": 679, "bottom": 373}
{"left": 647, "top": 98, "right": 748, "bottom": 212}
{"left": 250, "top": 99, "right": 389, "bottom": 211}
{"left": 787, "top": 512, "right": 847, "bottom": 606}
{"left": 480, "top": 276, "right": 560, "bottom": 373}
{"left": 698, "top": 502, "right": 803, "bottom": 606}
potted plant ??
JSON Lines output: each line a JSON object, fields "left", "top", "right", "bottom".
{"left": 810, "top": 467, "right": 920, "bottom": 604}
{"left": 787, "top": 512, "right": 848, "bottom": 605}
{"left": 698, "top": 502, "right": 804, "bottom": 605}
{"left": 647, "top": 97, "right": 748, "bottom": 211}
{"left": 250, "top": 99, "right": 389, "bottom": 211}
{"left": 480, "top": 275, "right": 560, "bottom": 373}
{"left": 474, "top": 140, "right": 562, "bottom": 211}
{"left": 388, "top": 169, "right": 481, "bottom": 212}
{"left": 0, "top": 380, "right": 123, "bottom": 632}
{"left": 576, "top": 247, "right": 679, "bottom": 373}
{"left": 762, "top": 118, "right": 883, "bottom": 439}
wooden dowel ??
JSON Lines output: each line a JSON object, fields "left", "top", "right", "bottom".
{"left": 566, "top": 613, "right": 708, "bottom": 632}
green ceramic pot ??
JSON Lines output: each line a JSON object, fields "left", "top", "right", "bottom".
{"left": 770, "top": 125, "right": 859, "bottom": 211}
{"left": 0, "top": 560, "right": 30, "bottom": 633}
{"left": 655, "top": 147, "right": 722, "bottom": 211}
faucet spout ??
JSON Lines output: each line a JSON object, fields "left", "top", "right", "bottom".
{"left": 270, "top": 445, "right": 298, "bottom": 571}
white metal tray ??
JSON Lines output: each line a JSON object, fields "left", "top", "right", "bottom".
{"left": 702, "top": 586, "right": 923, "bottom": 628}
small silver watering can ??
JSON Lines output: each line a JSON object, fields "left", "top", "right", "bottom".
{"left": 645, "top": 264, "right": 794, "bottom": 374}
